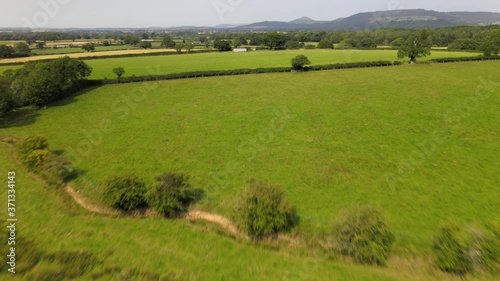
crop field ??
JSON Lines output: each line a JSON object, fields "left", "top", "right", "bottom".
{"left": 1, "top": 59, "right": 498, "bottom": 271}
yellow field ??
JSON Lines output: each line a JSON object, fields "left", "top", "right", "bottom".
{"left": 0, "top": 48, "right": 179, "bottom": 63}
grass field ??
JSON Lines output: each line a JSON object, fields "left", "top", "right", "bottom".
{"left": 3, "top": 144, "right": 414, "bottom": 281}
{"left": 0, "top": 49, "right": 476, "bottom": 80}
{"left": 1, "top": 60, "right": 498, "bottom": 254}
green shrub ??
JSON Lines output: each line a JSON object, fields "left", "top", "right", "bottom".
{"left": 102, "top": 175, "right": 147, "bottom": 211}
{"left": 332, "top": 205, "right": 394, "bottom": 266}
{"left": 233, "top": 180, "right": 298, "bottom": 240}
{"left": 291, "top": 54, "right": 311, "bottom": 70}
{"left": 467, "top": 223, "right": 499, "bottom": 274}
{"left": 40, "top": 154, "right": 76, "bottom": 187}
{"left": 433, "top": 223, "right": 472, "bottom": 275}
{"left": 145, "top": 172, "right": 198, "bottom": 217}
{"left": 16, "top": 136, "right": 48, "bottom": 162}
{"left": 433, "top": 222, "right": 499, "bottom": 275}
{"left": 25, "top": 149, "right": 51, "bottom": 171}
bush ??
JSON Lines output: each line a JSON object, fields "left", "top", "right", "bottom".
{"left": 433, "top": 223, "right": 472, "bottom": 275}
{"left": 233, "top": 180, "right": 298, "bottom": 240}
{"left": 467, "top": 223, "right": 499, "bottom": 274}
{"left": 145, "top": 173, "right": 198, "bottom": 217}
{"left": 16, "top": 136, "right": 49, "bottom": 163}
{"left": 25, "top": 149, "right": 51, "bottom": 171}
{"left": 40, "top": 154, "right": 76, "bottom": 187}
{"left": 291, "top": 54, "right": 311, "bottom": 70}
{"left": 332, "top": 205, "right": 394, "bottom": 265}
{"left": 102, "top": 175, "right": 147, "bottom": 211}
{"left": 433, "top": 222, "right": 499, "bottom": 275}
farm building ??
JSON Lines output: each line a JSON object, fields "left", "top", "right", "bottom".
{"left": 233, "top": 48, "right": 247, "bottom": 53}
{"left": 69, "top": 42, "right": 88, "bottom": 47}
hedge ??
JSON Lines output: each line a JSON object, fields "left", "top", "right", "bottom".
{"left": 431, "top": 56, "right": 500, "bottom": 63}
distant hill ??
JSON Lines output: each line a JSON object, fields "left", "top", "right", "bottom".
{"left": 236, "top": 9, "right": 500, "bottom": 31}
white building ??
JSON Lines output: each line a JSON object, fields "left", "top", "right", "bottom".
{"left": 233, "top": 48, "right": 248, "bottom": 53}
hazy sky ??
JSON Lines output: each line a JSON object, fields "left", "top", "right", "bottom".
{"left": 1, "top": 0, "right": 500, "bottom": 28}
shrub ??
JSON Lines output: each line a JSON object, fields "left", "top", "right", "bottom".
{"left": 332, "top": 205, "right": 395, "bottom": 265}
{"left": 40, "top": 154, "right": 76, "bottom": 187}
{"left": 433, "top": 223, "right": 472, "bottom": 275}
{"left": 291, "top": 54, "right": 311, "bottom": 70}
{"left": 25, "top": 149, "right": 51, "bottom": 171}
{"left": 466, "top": 223, "right": 499, "bottom": 274}
{"left": 145, "top": 172, "right": 198, "bottom": 217}
{"left": 102, "top": 175, "right": 147, "bottom": 211}
{"left": 16, "top": 136, "right": 49, "bottom": 162}
{"left": 433, "top": 222, "right": 499, "bottom": 275}
{"left": 233, "top": 180, "right": 298, "bottom": 240}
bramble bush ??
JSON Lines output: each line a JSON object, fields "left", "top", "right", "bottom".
{"left": 331, "top": 205, "right": 395, "bottom": 266}
{"left": 15, "top": 135, "right": 49, "bottom": 163}
{"left": 102, "top": 175, "right": 147, "bottom": 211}
{"left": 433, "top": 222, "right": 499, "bottom": 275}
{"left": 145, "top": 172, "right": 198, "bottom": 217}
{"left": 233, "top": 180, "right": 298, "bottom": 240}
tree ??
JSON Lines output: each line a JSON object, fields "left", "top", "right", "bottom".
{"left": 183, "top": 42, "right": 193, "bottom": 53}
{"left": 0, "top": 45, "right": 14, "bottom": 58}
{"left": 317, "top": 39, "right": 334, "bottom": 49}
{"left": 291, "top": 54, "right": 311, "bottom": 70}
{"left": 112, "top": 67, "right": 125, "bottom": 79}
{"left": 264, "top": 32, "right": 287, "bottom": 50}
{"left": 160, "top": 35, "right": 176, "bottom": 48}
{"left": 331, "top": 206, "right": 395, "bottom": 265}
{"left": 213, "top": 39, "right": 232, "bottom": 52}
{"left": 13, "top": 42, "right": 31, "bottom": 57}
{"left": 479, "top": 31, "right": 500, "bottom": 56}
{"left": 284, "top": 41, "right": 304, "bottom": 50}
{"left": 102, "top": 174, "right": 147, "bottom": 211}
{"left": 233, "top": 180, "right": 298, "bottom": 240}
{"left": 81, "top": 43, "right": 95, "bottom": 52}
{"left": 397, "top": 29, "right": 432, "bottom": 63}
{"left": 175, "top": 43, "right": 184, "bottom": 54}
{"left": 10, "top": 57, "right": 92, "bottom": 106}
{"left": 139, "top": 41, "right": 152, "bottom": 49}
{"left": 233, "top": 37, "right": 243, "bottom": 48}
{"left": 102, "top": 40, "right": 111, "bottom": 46}
{"left": 145, "top": 172, "right": 199, "bottom": 217}
{"left": 0, "top": 76, "right": 13, "bottom": 116}
{"left": 36, "top": 42, "right": 46, "bottom": 50}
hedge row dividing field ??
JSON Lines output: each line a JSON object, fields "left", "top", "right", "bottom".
{"left": 0, "top": 49, "right": 478, "bottom": 79}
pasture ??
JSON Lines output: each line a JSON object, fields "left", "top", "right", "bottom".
{"left": 1, "top": 60, "right": 498, "bottom": 259}
{"left": 0, "top": 49, "right": 477, "bottom": 79}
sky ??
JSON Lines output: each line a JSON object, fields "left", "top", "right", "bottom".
{"left": 1, "top": 0, "right": 500, "bottom": 28}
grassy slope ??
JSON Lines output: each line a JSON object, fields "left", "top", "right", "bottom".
{"left": 1, "top": 61, "right": 498, "bottom": 257}
{"left": 0, "top": 49, "right": 475, "bottom": 79}
{"left": 0, "top": 143, "right": 407, "bottom": 281}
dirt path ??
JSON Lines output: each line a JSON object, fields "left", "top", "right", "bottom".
{"left": 65, "top": 185, "right": 244, "bottom": 238}
{"left": 2, "top": 137, "right": 295, "bottom": 243}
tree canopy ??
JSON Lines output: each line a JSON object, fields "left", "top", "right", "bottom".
{"left": 10, "top": 57, "right": 92, "bottom": 106}
{"left": 397, "top": 29, "right": 432, "bottom": 62}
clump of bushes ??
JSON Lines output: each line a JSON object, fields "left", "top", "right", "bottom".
{"left": 102, "top": 175, "right": 147, "bottom": 211}
{"left": 233, "top": 180, "right": 298, "bottom": 240}
{"left": 330, "top": 205, "right": 395, "bottom": 266}
{"left": 15, "top": 136, "right": 75, "bottom": 187}
{"left": 433, "top": 222, "right": 499, "bottom": 275}
{"left": 102, "top": 172, "right": 201, "bottom": 215}
{"left": 146, "top": 172, "right": 198, "bottom": 217}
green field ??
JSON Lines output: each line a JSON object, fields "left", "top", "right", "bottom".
{"left": 2, "top": 60, "right": 498, "bottom": 257}
{"left": 2, "top": 143, "right": 410, "bottom": 281}
{"left": 0, "top": 49, "right": 476, "bottom": 80}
